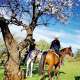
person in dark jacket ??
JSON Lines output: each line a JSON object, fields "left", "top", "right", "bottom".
{"left": 50, "top": 37, "right": 61, "bottom": 54}
{"left": 22, "top": 39, "right": 36, "bottom": 64}
{"left": 29, "top": 39, "right": 36, "bottom": 52}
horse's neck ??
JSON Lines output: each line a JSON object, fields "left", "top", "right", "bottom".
{"left": 60, "top": 50, "right": 66, "bottom": 57}
{"left": 37, "top": 52, "right": 43, "bottom": 60}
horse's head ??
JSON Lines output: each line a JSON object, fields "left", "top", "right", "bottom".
{"left": 31, "top": 50, "right": 37, "bottom": 58}
{"left": 32, "top": 49, "right": 42, "bottom": 58}
{"left": 66, "top": 47, "right": 73, "bottom": 57}
{"left": 60, "top": 47, "right": 73, "bottom": 57}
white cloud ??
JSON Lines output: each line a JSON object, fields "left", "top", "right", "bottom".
{"left": 33, "top": 27, "right": 66, "bottom": 41}
{"left": 76, "top": 35, "right": 80, "bottom": 40}
{"left": 8, "top": 24, "right": 27, "bottom": 41}
{"left": 0, "top": 25, "right": 80, "bottom": 52}
{"left": 33, "top": 27, "right": 80, "bottom": 52}
{"left": 75, "top": 30, "right": 80, "bottom": 33}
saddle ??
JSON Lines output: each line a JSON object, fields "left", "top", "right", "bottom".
{"left": 48, "top": 49, "right": 55, "bottom": 53}
{"left": 48, "top": 49, "right": 60, "bottom": 57}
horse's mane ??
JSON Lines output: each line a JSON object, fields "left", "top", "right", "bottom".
{"left": 60, "top": 48, "right": 66, "bottom": 52}
{"left": 60, "top": 47, "right": 71, "bottom": 52}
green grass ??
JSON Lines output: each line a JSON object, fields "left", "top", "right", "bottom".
{"left": 0, "top": 66, "right": 4, "bottom": 80}
{"left": 60, "top": 61, "right": 80, "bottom": 80}
{"left": 0, "top": 61, "right": 80, "bottom": 80}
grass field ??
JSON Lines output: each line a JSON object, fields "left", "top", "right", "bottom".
{"left": 0, "top": 66, "right": 4, "bottom": 80}
{"left": 0, "top": 61, "right": 80, "bottom": 80}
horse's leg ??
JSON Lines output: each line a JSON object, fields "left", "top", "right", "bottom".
{"left": 29, "top": 62, "right": 31, "bottom": 76}
{"left": 39, "top": 54, "right": 45, "bottom": 80}
{"left": 30, "top": 61, "right": 33, "bottom": 77}
{"left": 48, "top": 65, "right": 53, "bottom": 80}
{"left": 54, "top": 66, "right": 61, "bottom": 80}
{"left": 26, "top": 60, "right": 29, "bottom": 77}
{"left": 54, "top": 67, "right": 58, "bottom": 76}
{"left": 26, "top": 58, "right": 31, "bottom": 77}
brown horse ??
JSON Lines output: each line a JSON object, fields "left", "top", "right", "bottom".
{"left": 39, "top": 47, "right": 73, "bottom": 80}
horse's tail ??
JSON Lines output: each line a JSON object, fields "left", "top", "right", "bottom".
{"left": 39, "top": 51, "right": 47, "bottom": 75}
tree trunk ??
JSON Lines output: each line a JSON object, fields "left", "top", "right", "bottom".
{"left": 18, "top": 26, "right": 34, "bottom": 54}
{"left": 0, "top": 18, "right": 24, "bottom": 80}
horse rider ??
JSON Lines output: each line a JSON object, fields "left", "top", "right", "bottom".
{"left": 22, "top": 39, "right": 36, "bottom": 63}
{"left": 28, "top": 39, "right": 36, "bottom": 53}
{"left": 50, "top": 37, "right": 61, "bottom": 56}
{"left": 29, "top": 39, "right": 38, "bottom": 62}
{"left": 50, "top": 37, "right": 63, "bottom": 67}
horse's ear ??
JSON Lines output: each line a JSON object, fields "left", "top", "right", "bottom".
{"left": 69, "top": 46, "right": 71, "bottom": 50}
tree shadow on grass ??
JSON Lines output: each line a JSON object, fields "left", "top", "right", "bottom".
{"left": 59, "top": 71, "right": 66, "bottom": 75}
{"left": 33, "top": 68, "right": 39, "bottom": 74}
{"left": 75, "top": 76, "right": 80, "bottom": 80}
{"left": 40, "top": 70, "right": 66, "bottom": 80}
{"left": 32, "top": 64, "right": 67, "bottom": 80}
{"left": 33, "top": 64, "right": 39, "bottom": 74}
{"left": 22, "top": 64, "right": 66, "bottom": 79}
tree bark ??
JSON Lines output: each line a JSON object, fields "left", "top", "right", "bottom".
{"left": 0, "top": 17, "right": 24, "bottom": 80}
{"left": 18, "top": 26, "right": 34, "bottom": 54}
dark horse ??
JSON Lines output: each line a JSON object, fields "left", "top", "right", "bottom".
{"left": 39, "top": 47, "right": 73, "bottom": 80}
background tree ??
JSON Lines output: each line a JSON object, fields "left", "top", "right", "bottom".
{"left": 0, "top": 0, "right": 79, "bottom": 80}
{"left": 37, "top": 40, "right": 50, "bottom": 51}
{"left": 74, "top": 49, "right": 80, "bottom": 61}
{"left": 0, "top": 40, "right": 7, "bottom": 65}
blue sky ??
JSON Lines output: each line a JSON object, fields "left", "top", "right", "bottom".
{"left": 33, "top": 22, "right": 80, "bottom": 53}
{"left": 0, "top": 19, "right": 79, "bottom": 53}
